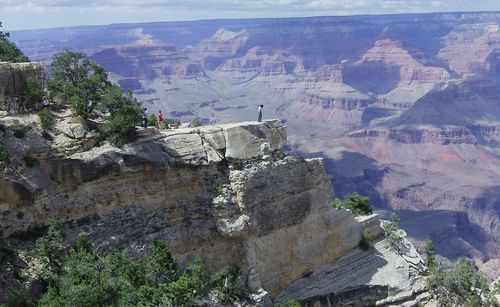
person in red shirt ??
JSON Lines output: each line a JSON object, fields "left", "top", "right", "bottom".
{"left": 157, "top": 110, "right": 164, "bottom": 128}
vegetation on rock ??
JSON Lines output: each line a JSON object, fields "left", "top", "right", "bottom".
{"left": 49, "top": 51, "right": 110, "bottom": 119}
{"left": 427, "top": 256, "right": 498, "bottom": 306}
{"left": 332, "top": 192, "right": 373, "bottom": 216}
{"left": 49, "top": 51, "right": 143, "bottom": 146}
{"left": 98, "top": 85, "right": 143, "bottom": 146}
{"left": 359, "top": 229, "right": 372, "bottom": 251}
{"left": 382, "top": 213, "right": 404, "bottom": 251}
{"left": 0, "top": 21, "right": 29, "bottom": 62}
{"left": 12, "top": 224, "right": 249, "bottom": 306}
{"left": 24, "top": 79, "right": 44, "bottom": 111}
{"left": 0, "top": 140, "right": 7, "bottom": 162}
{"left": 37, "top": 108, "right": 52, "bottom": 131}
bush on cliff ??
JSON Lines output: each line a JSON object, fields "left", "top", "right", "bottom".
{"left": 0, "top": 140, "right": 7, "bottom": 162}
{"left": 0, "top": 22, "right": 29, "bottom": 63}
{"left": 24, "top": 79, "right": 44, "bottom": 110}
{"left": 37, "top": 108, "right": 52, "bottom": 131}
{"left": 49, "top": 51, "right": 143, "bottom": 146}
{"left": 98, "top": 85, "right": 143, "bottom": 146}
{"left": 427, "top": 258, "right": 498, "bottom": 306}
{"left": 49, "top": 51, "right": 110, "bottom": 119}
{"left": 21, "top": 227, "right": 249, "bottom": 306}
{"left": 332, "top": 192, "right": 373, "bottom": 216}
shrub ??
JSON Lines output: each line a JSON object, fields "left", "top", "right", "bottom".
{"left": 191, "top": 117, "right": 202, "bottom": 127}
{"left": 13, "top": 128, "right": 25, "bottom": 138}
{"left": 98, "top": 85, "right": 143, "bottom": 146}
{"left": 37, "top": 108, "right": 52, "bottom": 131}
{"left": 22, "top": 155, "right": 38, "bottom": 168}
{"left": 0, "top": 141, "right": 7, "bottom": 162}
{"left": 210, "top": 264, "right": 248, "bottom": 303}
{"left": 5, "top": 289, "right": 35, "bottom": 307}
{"left": 424, "top": 240, "right": 436, "bottom": 269}
{"left": 29, "top": 232, "right": 250, "bottom": 306}
{"left": 427, "top": 258, "right": 498, "bottom": 306}
{"left": 382, "top": 214, "right": 404, "bottom": 251}
{"left": 359, "top": 229, "right": 372, "bottom": 251}
{"left": 24, "top": 79, "right": 44, "bottom": 110}
{"left": 148, "top": 113, "right": 158, "bottom": 128}
{"left": 276, "top": 299, "right": 302, "bottom": 307}
{"left": 28, "top": 220, "right": 65, "bottom": 284}
{"left": 332, "top": 192, "right": 373, "bottom": 216}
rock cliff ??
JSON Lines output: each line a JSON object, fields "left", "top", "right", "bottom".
{"left": 0, "top": 117, "right": 363, "bottom": 298}
{"left": 0, "top": 62, "right": 45, "bottom": 99}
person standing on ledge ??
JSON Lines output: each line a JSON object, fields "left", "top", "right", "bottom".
{"left": 258, "top": 104, "right": 263, "bottom": 122}
{"left": 157, "top": 110, "right": 164, "bottom": 129}
{"left": 142, "top": 108, "right": 149, "bottom": 128}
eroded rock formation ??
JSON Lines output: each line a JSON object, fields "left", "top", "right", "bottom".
{"left": 0, "top": 62, "right": 45, "bottom": 99}
{"left": 0, "top": 118, "right": 367, "bottom": 298}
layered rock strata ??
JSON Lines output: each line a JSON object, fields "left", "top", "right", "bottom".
{"left": 1, "top": 119, "right": 365, "bottom": 297}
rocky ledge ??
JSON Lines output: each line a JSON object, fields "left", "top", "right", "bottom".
{"left": 0, "top": 116, "right": 427, "bottom": 303}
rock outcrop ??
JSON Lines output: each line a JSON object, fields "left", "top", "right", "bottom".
{"left": 0, "top": 118, "right": 369, "bottom": 298}
{"left": 0, "top": 62, "right": 45, "bottom": 99}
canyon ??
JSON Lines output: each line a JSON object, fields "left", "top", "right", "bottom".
{"left": 9, "top": 12, "right": 500, "bottom": 280}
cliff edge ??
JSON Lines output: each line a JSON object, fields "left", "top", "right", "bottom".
{"left": 0, "top": 112, "right": 428, "bottom": 304}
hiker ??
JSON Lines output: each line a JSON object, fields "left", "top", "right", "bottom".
{"left": 142, "top": 108, "right": 149, "bottom": 128}
{"left": 258, "top": 104, "right": 263, "bottom": 122}
{"left": 157, "top": 110, "right": 164, "bottom": 129}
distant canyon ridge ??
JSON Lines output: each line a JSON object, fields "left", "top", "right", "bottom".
{"left": 11, "top": 12, "right": 500, "bottom": 279}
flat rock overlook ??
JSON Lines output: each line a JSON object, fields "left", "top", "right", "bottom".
{"left": 0, "top": 114, "right": 428, "bottom": 304}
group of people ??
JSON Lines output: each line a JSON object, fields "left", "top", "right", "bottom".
{"left": 141, "top": 104, "right": 265, "bottom": 129}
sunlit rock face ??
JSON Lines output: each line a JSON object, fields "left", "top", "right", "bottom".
{"left": 0, "top": 118, "right": 364, "bottom": 297}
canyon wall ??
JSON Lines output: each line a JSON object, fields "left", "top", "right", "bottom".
{"left": 0, "top": 118, "right": 363, "bottom": 297}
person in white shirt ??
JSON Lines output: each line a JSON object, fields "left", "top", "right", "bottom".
{"left": 258, "top": 104, "right": 263, "bottom": 122}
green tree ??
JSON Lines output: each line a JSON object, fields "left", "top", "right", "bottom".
{"left": 98, "top": 85, "right": 143, "bottom": 146}
{"left": 145, "top": 238, "right": 178, "bottom": 287}
{"left": 424, "top": 240, "right": 436, "bottom": 269}
{"left": 0, "top": 21, "right": 29, "bottom": 63}
{"left": 28, "top": 221, "right": 65, "bottom": 285}
{"left": 24, "top": 79, "right": 44, "bottom": 110}
{"left": 49, "top": 51, "right": 109, "bottom": 119}
{"left": 427, "top": 258, "right": 497, "bottom": 306}
{"left": 332, "top": 192, "right": 373, "bottom": 216}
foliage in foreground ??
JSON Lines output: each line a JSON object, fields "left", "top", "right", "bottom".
{"left": 20, "top": 224, "right": 248, "bottom": 306}
{"left": 0, "top": 21, "right": 29, "bottom": 63}
{"left": 332, "top": 192, "right": 373, "bottom": 216}
{"left": 426, "top": 255, "right": 498, "bottom": 307}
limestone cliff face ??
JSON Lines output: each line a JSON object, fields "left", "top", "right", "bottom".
{"left": 0, "top": 62, "right": 45, "bottom": 99}
{"left": 0, "top": 118, "right": 363, "bottom": 297}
